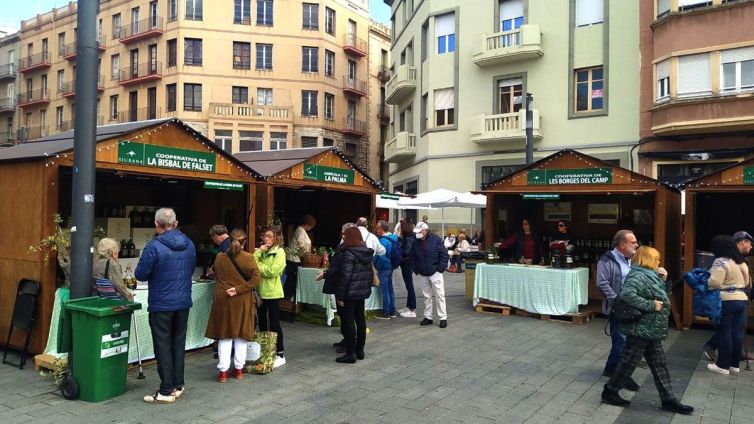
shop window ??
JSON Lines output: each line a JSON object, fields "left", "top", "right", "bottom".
{"left": 214, "top": 129, "right": 232, "bottom": 153}
{"left": 435, "top": 14, "right": 455, "bottom": 54}
{"left": 574, "top": 66, "right": 603, "bottom": 112}
{"left": 434, "top": 88, "right": 454, "bottom": 127}
{"left": 257, "top": 0, "right": 273, "bottom": 26}
{"left": 184, "top": 38, "right": 202, "bottom": 66}
{"left": 185, "top": 0, "right": 203, "bottom": 20}
{"left": 325, "top": 7, "right": 335, "bottom": 35}
{"left": 721, "top": 47, "right": 754, "bottom": 93}
{"left": 302, "top": 47, "right": 319, "bottom": 73}
{"left": 232, "top": 86, "right": 249, "bottom": 104}
{"left": 498, "top": 78, "right": 523, "bottom": 114}
{"left": 166, "top": 83, "right": 176, "bottom": 112}
{"left": 233, "top": 42, "right": 251, "bottom": 70}
{"left": 656, "top": 60, "right": 670, "bottom": 102}
{"left": 303, "top": 3, "right": 319, "bottom": 30}
{"left": 325, "top": 50, "right": 335, "bottom": 77}
{"left": 575, "top": 0, "right": 603, "bottom": 27}
{"left": 256, "top": 44, "right": 272, "bottom": 70}
{"left": 183, "top": 83, "right": 202, "bottom": 112}
{"left": 270, "top": 132, "right": 287, "bottom": 150}
{"left": 167, "top": 39, "right": 177, "bottom": 67}
{"left": 324, "top": 93, "right": 334, "bottom": 120}
{"left": 234, "top": 0, "right": 252, "bottom": 24}
{"left": 301, "top": 90, "right": 318, "bottom": 116}
{"left": 301, "top": 136, "right": 318, "bottom": 148}
{"left": 239, "top": 130, "right": 263, "bottom": 151}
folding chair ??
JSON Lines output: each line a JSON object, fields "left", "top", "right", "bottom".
{"left": 2, "top": 279, "right": 41, "bottom": 369}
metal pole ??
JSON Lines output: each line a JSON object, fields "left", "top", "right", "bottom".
{"left": 525, "top": 93, "right": 534, "bottom": 165}
{"left": 70, "top": 0, "right": 99, "bottom": 300}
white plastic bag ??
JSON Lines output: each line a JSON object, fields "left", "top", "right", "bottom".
{"left": 246, "top": 341, "right": 261, "bottom": 361}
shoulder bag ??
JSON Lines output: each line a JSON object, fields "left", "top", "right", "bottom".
{"left": 226, "top": 253, "right": 263, "bottom": 307}
{"left": 611, "top": 296, "right": 643, "bottom": 324}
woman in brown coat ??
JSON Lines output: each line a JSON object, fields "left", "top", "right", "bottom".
{"left": 205, "top": 228, "right": 261, "bottom": 382}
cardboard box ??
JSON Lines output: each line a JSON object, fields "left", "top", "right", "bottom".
{"left": 95, "top": 218, "right": 131, "bottom": 242}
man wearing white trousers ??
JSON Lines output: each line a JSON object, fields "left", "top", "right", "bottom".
{"left": 410, "top": 222, "right": 449, "bottom": 328}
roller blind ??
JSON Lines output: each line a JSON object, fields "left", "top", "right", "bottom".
{"left": 434, "top": 88, "right": 454, "bottom": 110}
{"left": 657, "top": 0, "right": 670, "bottom": 15}
{"left": 656, "top": 60, "right": 670, "bottom": 80}
{"left": 576, "top": 0, "right": 603, "bottom": 27}
{"left": 721, "top": 46, "right": 754, "bottom": 64}
{"left": 435, "top": 13, "right": 455, "bottom": 37}
{"left": 679, "top": 0, "right": 709, "bottom": 7}
{"left": 678, "top": 53, "right": 710, "bottom": 95}
{"left": 499, "top": 77, "right": 522, "bottom": 87}
{"left": 500, "top": 0, "right": 524, "bottom": 22}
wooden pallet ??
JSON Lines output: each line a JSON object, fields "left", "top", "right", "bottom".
{"left": 475, "top": 302, "right": 590, "bottom": 324}
{"left": 475, "top": 303, "right": 511, "bottom": 316}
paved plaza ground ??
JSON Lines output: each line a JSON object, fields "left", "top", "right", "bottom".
{"left": 1, "top": 271, "right": 753, "bottom": 424}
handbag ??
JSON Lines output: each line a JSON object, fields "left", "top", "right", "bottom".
{"left": 226, "top": 253, "right": 263, "bottom": 307}
{"left": 94, "top": 260, "right": 122, "bottom": 300}
{"left": 611, "top": 296, "right": 643, "bottom": 324}
{"left": 243, "top": 331, "right": 277, "bottom": 374}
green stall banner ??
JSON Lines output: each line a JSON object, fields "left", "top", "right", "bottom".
{"left": 303, "top": 164, "right": 355, "bottom": 185}
{"left": 744, "top": 166, "right": 754, "bottom": 184}
{"left": 118, "top": 141, "right": 216, "bottom": 173}
{"left": 528, "top": 168, "right": 612, "bottom": 185}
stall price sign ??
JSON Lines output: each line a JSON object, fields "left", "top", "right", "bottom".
{"left": 744, "top": 166, "right": 754, "bottom": 184}
{"left": 204, "top": 180, "right": 244, "bottom": 191}
{"left": 118, "top": 141, "right": 216, "bottom": 173}
{"left": 527, "top": 168, "right": 612, "bottom": 185}
{"left": 303, "top": 164, "right": 355, "bottom": 185}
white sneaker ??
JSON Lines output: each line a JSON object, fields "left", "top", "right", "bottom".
{"left": 171, "top": 387, "right": 185, "bottom": 399}
{"left": 273, "top": 355, "right": 286, "bottom": 368}
{"left": 397, "top": 307, "right": 409, "bottom": 314}
{"left": 707, "top": 363, "right": 730, "bottom": 375}
{"left": 144, "top": 391, "right": 176, "bottom": 404}
{"left": 730, "top": 367, "right": 740, "bottom": 373}
{"left": 400, "top": 310, "right": 416, "bottom": 318}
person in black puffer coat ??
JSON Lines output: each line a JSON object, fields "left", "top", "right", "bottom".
{"left": 334, "top": 226, "right": 374, "bottom": 363}
{"left": 318, "top": 222, "right": 356, "bottom": 352}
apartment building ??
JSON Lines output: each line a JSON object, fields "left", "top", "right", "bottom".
{"left": 383, "top": 0, "right": 640, "bottom": 227}
{"left": 638, "top": 0, "right": 754, "bottom": 185}
{"left": 368, "top": 21, "right": 391, "bottom": 181}
{"left": 0, "top": 31, "right": 19, "bottom": 144}
{"left": 15, "top": 0, "right": 389, "bottom": 176}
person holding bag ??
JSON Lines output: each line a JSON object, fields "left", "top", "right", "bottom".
{"left": 602, "top": 246, "right": 693, "bottom": 415}
{"left": 254, "top": 226, "right": 288, "bottom": 368}
{"left": 205, "top": 228, "right": 261, "bottom": 383}
{"left": 92, "top": 238, "right": 132, "bottom": 301}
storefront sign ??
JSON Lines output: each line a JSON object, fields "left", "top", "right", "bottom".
{"left": 744, "top": 166, "right": 754, "bottom": 184}
{"left": 522, "top": 193, "right": 560, "bottom": 200}
{"left": 118, "top": 141, "right": 216, "bottom": 173}
{"left": 204, "top": 180, "right": 244, "bottom": 191}
{"left": 303, "top": 164, "right": 354, "bottom": 185}
{"left": 588, "top": 203, "right": 619, "bottom": 224}
{"left": 527, "top": 168, "right": 612, "bottom": 185}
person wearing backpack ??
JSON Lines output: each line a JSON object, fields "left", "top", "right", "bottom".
{"left": 374, "top": 220, "right": 398, "bottom": 320}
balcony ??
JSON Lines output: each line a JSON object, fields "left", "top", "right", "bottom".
{"left": 343, "top": 77, "right": 366, "bottom": 97}
{"left": 377, "top": 65, "right": 390, "bottom": 83}
{"left": 116, "top": 17, "right": 164, "bottom": 44}
{"left": 343, "top": 118, "right": 366, "bottom": 137}
{"left": 18, "top": 52, "right": 51, "bottom": 74}
{"left": 118, "top": 62, "right": 162, "bottom": 86}
{"left": 60, "top": 39, "right": 106, "bottom": 61}
{"left": 385, "top": 64, "right": 417, "bottom": 105}
{"left": 209, "top": 103, "right": 293, "bottom": 121}
{"left": 343, "top": 34, "right": 367, "bottom": 57}
{"left": 18, "top": 89, "right": 51, "bottom": 108}
{"left": 470, "top": 110, "right": 543, "bottom": 145}
{"left": 651, "top": 94, "right": 754, "bottom": 135}
{"left": 16, "top": 126, "right": 49, "bottom": 141}
{"left": 297, "top": 114, "right": 338, "bottom": 130}
{"left": 0, "top": 64, "right": 16, "bottom": 82}
{"left": 59, "top": 78, "right": 105, "bottom": 99}
{"left": 0, "top": 98, "right": 15, "bottom": 114}
{"left": 384, "top": 132, "right": 417, "bottom": 163}
{"left": 55, "top": 116, "right": 104, "bottom": 132}
{"left": 472, "top": 25, "right": 543, "bottom": 67}
{"left": 117, "top": 107, "right": 162, "bottom": 123}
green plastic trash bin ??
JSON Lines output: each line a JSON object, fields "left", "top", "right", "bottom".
{"left": 65, "top": 297, "right": 141, "bottom": 403}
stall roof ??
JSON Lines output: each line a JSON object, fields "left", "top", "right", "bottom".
{"left": 682, "top": 156, "right": 754, "bottom": 189}
{"left": 235, "top": 147, "right": 382, "bottom": 189}
{"left": 0, "top": 118, "right": 265, "bottom": 180}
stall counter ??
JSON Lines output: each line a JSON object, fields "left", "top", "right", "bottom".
{"left": 297, "top": 267, "right": 383, "bottom": 325}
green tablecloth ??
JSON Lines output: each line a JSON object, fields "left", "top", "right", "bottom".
{"left": 44, "top": 282, "right": 216, "bottom": 364}
{"left": 473, "top": 264, "right": 588, "bottom": 315}
{"left": 297, "top": 267, "right": 382, "bottom": 325}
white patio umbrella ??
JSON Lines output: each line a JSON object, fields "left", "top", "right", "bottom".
{"left": 397, "top": 189, "right": 487, "bottom": 235}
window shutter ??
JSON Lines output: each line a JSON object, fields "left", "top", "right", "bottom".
{"left": 678, "top": 53, "right": 710, "bottom": 95}
{"left": 499, "top": 77, "right": 523, "bottom": 88}
{"left": 679, "top": 0, "right": 709, "bottom": 7}
{"left": 721, "top": 46, "right": 754, "bottom": 64}
{"left": 435, "top": 13, "right": 455, "bottom": 37}
{"left": 656, "top": 59, "right": 670, "bottom": 80}
{"left": 434, "top": 88, "right": 454, "bottom": 110}
{"left": 575, "top": 0, "right": 603, "bottom": 27}
{"left": 499, "top": 0, "right": 524, "bottom": 23}
{"left": 657, "top": 0, "right": 670, "bottom": 15}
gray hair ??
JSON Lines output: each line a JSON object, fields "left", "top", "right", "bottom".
{"left": 356, "top": 217, "right": 368, "bottom": 227}
{"left": 613, "top": 230, "right": 634, "bottom": 248}
{"left": 96, "top": 238, "right": 120, "bottom": 258}
{"left": 376, "top": 220, "right": 389, "bottom": 232}
{"left": 342, "top": 222, "right": 356, "bottom": 232}
{"left": 155, "top": 207, "right": 177, "bottom": 228}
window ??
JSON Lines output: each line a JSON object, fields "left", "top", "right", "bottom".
{"left": 166, "top": 83, "right": 176, "bottom": 112}
{"left": 168, "top": 0, "right": 178, "bottom": 22}
{"left": 347, "top": 60, "right": 356, "bottom": 83}
{"left": 721, "top": 47, "right": 754, "bottom": 93}
{"left": 256, "top": 0, "right": 273, "bottom": 25}
{"left": 184, "top": 83, "right": 202, "bottom": 111}
{"left": 55, "top": 106, "right": 64, "bottom": 129}
{"left": 256, "top": 43, "right": 272, "bottom": 70}
{"left": 109, "top": 95, "right": 119, "bottom": 120}
{"left": 234, "top": 42, "right": 251, "bottom": 69}
{"left": 656, "top": 60, "right": 670, "bottom": 101}
{"left": 434, "top": 88, "right": 454, "bottom": 127}
{"left": 167, "top": 39, "right": 177, "bottom": 67}
{"left": 57, "top": 32, "right": 65, "bottom": 56}
{"left": 435, "top": 14, "right": 455, "bottom": 54}
{"left": 232, "top": 86, "right": 249, "bottom": 104}
{"left": 270, "top": 132, "right": 287, "bottom": 150}
{"left": 575, "top": 0, "right": 603, "bottom": 27}
{"left": 574, "top": 67, "right": 604, "bottom": 112}
{"left": 678, "top": 53, "right": 710, "bottom": 97}
{"left": 420, "top": 93, "right": 428, "bottom": 131}
{"left": 657, "top": 0, "right": 670, "bottom": 17}
{"left": 214, "top": 129, "right": 233, "bottom": 153}
{"left": 149, "top": 1, "right": 158, "bottom": 27}
{"left": 344, "top": 143, "right": 356, "bottom": 158}
{"left": 324, "top": 93, "right": 334, "bottom": 120}
{"left": 185, "top": 0, "right": 203, "bottom": 20}
{"left": 481, "top": 165, "right": 524, "bottom": 185}
{"left": 325, "top": 50, "right": 335, "bottom": 77}
{"left": 112, "top": 14, "right": 122, "bottom": 38}
{"left": 234, "top": 0, "right": 252, "bottom": 24}
{"left": 57, "top": 70, "right": 65, "bottom": 92}
{"left": 323, "top": 137, "right": 333, "bottom": 147}
{"left": 421, "top": 22, "right": 428, "bottom": 62}
{"left": 498, "top": 78, "right": 523, "bottom": 114}
{"left": 679, "top": 0, "right": 711, "bottom": 11}
{"left": 111, "top": 54, "right": 120, "bottom": 80}
{"left": 302, "top": 47, "right": 318, "bottom": 73}
{"left": 239, "top": 131, "right": 263, "bottom": 151}
{"left": 148, "top": 44, "right": 158, "bottom": 73}
{"left": 131, "top": 8, "right": 140, "bottom": 33}
{"left": 325, "top": 7, "right": 335, "bottom": 35}
{"left": 302, "top": 3, "right": 319, "bottom": 30}
{"left": 184, "top": 38, "right": 202, "bottom": 65}
{"left": 257, "top": 88, "right": 272, "bottom": 105}
{"left": 499, "top": 0, "right": 524, "bottom": 47}
{"left": 301, "top": 136, "right": 318, "bottom": 148}
{"left": 301, "top": 90, "right": 318, "bottom": 116}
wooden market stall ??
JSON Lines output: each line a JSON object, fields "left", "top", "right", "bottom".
{"left": 683, "top": 158, "right": 754, "bottom": 329}
{"left": 481, "top": 149, "right": 683, "bottom": 326}
{"left": 0, "top": 118, "right": 263, "bottom": 356}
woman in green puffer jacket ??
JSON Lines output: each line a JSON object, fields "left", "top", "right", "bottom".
{"left": 253, "top": 226, "right": 287, "bottom": 368}
{"left": 601, "top": 246, "right": 694, "bottom": 416}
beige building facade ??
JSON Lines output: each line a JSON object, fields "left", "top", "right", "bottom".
{"left": 14, "top": 0, "right": 389, "bottom": 176}
{"left": 0, "top": 31, "right": 19, "bottom": 144}
{"left": 367, "top": 21, "right": 391, "bottom": 181}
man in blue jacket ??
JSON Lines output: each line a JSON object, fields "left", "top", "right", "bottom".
{"left": 136, "top": 207, "right": 196, "bottom": 404}
{"left": 374, "top": 220, "right": 398, "bottom": 319}
{"left": 411, "top": 222, "right": 449, "bottom": 328}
